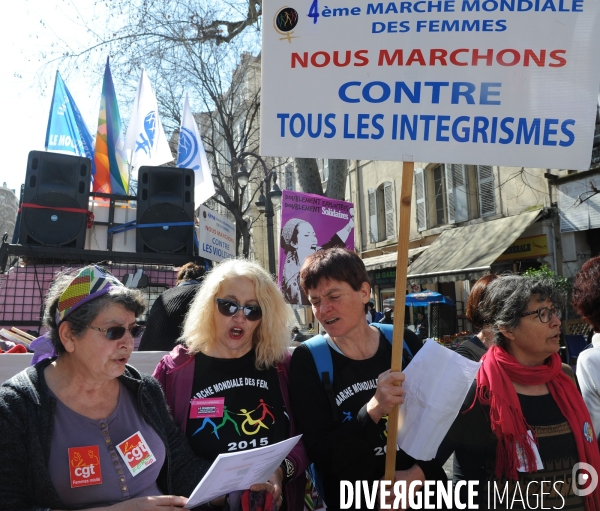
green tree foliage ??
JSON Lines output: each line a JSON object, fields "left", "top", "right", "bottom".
{"left": 522, "top": 265, "right": 571, "bottom": 292}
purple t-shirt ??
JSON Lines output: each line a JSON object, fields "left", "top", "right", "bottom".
{"left": 48, "top": 382, "right": 165, "bottom": 509}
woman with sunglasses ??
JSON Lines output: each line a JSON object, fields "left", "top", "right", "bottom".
{"left": 439, "top": 275, "right": 600, "bottom": 510}
{"left": 0, "top": 265, "right": 211, "bottom": 510}
{"left": 153, "top": 258, "right": 309, "bottom": 511}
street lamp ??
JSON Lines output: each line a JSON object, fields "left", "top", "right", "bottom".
{"left": 235, "top": 152, "right": 281, "bottom": 275}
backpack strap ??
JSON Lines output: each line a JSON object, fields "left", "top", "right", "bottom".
{"left": 304, "top": 335, "right": 338, "bottom": 422}
{"left": 304, "top": 326, "right": 414, "bottom": 423}
{"left": 460, "top": 339, "right": 487, "bottom": 361}
{"left": 371, "top": 322, "right": 392, "bottom": 341}
{"left": 371, "top": 323, "right": 414, "bottom": 366}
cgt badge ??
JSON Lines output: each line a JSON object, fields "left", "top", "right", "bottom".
{"left": 68, "top": 445, "right": 102, "bottom": 488}
{"left": 116, "top": 431, "right": 156, "bottom": 477}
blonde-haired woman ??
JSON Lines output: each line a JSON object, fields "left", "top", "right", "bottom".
{"left": 153, "top": 259, "right": 308, "bottom": 511}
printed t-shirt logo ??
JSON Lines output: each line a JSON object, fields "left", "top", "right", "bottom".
{"left": 68, "top": 445, "right": 102, "bottom": 488}
{"left": 116, "top": 431, "right": 156, "bottom": 476}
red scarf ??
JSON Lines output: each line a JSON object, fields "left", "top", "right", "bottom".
{"left": 473, "top": 345, "right": 600, "bottom": 511}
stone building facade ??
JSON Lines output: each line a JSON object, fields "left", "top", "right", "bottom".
{"left": 0, "top": 183, "right": 18, "bottom": 242}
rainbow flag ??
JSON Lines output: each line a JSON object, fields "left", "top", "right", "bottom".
{"left": 93, "top": 58, "right": 128, "bottom": 195}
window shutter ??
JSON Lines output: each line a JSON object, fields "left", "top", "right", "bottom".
{"left": 414, "top": 168, "right": 427, "bottom": 232}
{"left": 477, "top": 165, "right": 496, "bottom": 217}
{"left": 444, "top": 164, "right": 456, "bottom": 224}
{"left": 451, "top": 164, "right": 468, "bottom": 222}
{"left": 384, "top": 182, "right": 395, "bottom": 239}
{"left": 285, "top": 164, "right": 294, "bottom": 191}
{"left": 368, "top": 188, "right": 379, "bottom": 242}
{"left": 319, "top": 159, "right": 329, "bottom": 183}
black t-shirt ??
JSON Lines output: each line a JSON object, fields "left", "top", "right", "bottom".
{"left": 290, "top": 329, "right": 443, "bottom": 511}
{"left": 446, "top": 384, "right": 585, "bottom": 510}
{"left": 186, "top": 350, "right": 288, "bottom": 461}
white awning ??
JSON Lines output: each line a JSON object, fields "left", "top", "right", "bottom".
{"left": 363, "top": 246, "right": 428, "bottom": 271}
{"left": 407, "top": 209, "right": 542, "bottom": 285}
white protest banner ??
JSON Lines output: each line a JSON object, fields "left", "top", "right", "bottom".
{"left": 261, "top": 1, "right": 600, "bottom": 170}
{"left": 196, "top": 204, "right": 236, "bottom": 263}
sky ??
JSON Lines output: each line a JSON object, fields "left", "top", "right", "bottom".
{"left": 0, "top": 0, "right": 112, "bottom": 195}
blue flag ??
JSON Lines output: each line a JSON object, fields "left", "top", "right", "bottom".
{"left": 45, "top": 70, "right": 94, "bottom": 162}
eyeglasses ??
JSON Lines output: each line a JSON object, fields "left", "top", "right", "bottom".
{"left": 520, "top": 307, "right": 562, "bottom": 324}
{"left": 88, "top": 324, "right": 145, "bottom": 340}
{"left": 216, "top": 299, "right": 262, "bottom": 321}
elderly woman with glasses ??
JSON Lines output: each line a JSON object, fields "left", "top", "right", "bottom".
{"left": 439, "top": 275, "right": 600, "bottom": 510}
{"left": 0, "top": 265, "right": 211, "bottom": 511}
{"left": 153, "top": 258, "right": 308, "bottom": 511}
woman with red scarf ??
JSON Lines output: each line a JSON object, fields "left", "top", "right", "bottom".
{"left": 440, "top": 275, "right": 600, "bottom": 510}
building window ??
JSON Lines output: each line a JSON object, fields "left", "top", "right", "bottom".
{"left": 235, "top": 121, "right": 247, "bottom": 152}
{"left": 477, "top": 165, "right": 496, "bottom": 218}
{"left": 415, "top": 163, "right": 496, "bottom": 231}
{"left": 415, "top": 167, "right": 427, "bottom": 231}
{"left": 368, "top": 181, "right": 396, "bottom": 243}
{"left": 433, "top": 164, "right": 446, "bottom": 226}
{"left": 383, "top": 182, "right": 395, "bottom": 239}
{"left": 318, "top": 159, "right": 329, "bottom": 185}
{"left": 285, "top": 164, "right": 294, "bottom": 191}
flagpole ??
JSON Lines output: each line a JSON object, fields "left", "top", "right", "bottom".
{"left": 384, "top": 160, "right": 414, "bottom": 482}
{"left": 124, "top": 161, "right": 133, "bottom": 246}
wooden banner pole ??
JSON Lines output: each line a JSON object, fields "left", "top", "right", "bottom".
{"left": 384, "top": 160, "right": 415, "bottom": 482}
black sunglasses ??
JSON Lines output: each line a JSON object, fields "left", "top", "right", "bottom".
{"left": 216, "top": 299, "right": 262, "bottom": 321}
{"left": 89, "top": 324, "right": 146, "bottom": 340}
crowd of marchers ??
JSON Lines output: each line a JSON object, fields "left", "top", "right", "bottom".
{"left": 1, "top": 249, "right": 599, "bottom": 511}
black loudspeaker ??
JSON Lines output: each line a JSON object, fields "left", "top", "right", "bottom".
{"left": 136, "top": 166, "right": 195, "bottom": 254}
{"left": 19, "top": 151, "right": 91, "bottom": 248}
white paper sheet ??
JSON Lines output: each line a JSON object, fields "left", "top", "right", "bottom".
{"left": 396, "top": 340, "right": 480, "bottom": 460}
{"left": 185, "top": 435, "right": 302, "bottom": 509}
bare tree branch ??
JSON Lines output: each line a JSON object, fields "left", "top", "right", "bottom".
{"left": 40, "top": 0, "right": 341, "bottom": 253}
{"left": 576, "top": 182, "right": 600, "bottom": 206}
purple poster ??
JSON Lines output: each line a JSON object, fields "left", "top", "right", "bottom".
{"left": 278, "top": 190, "right": 355, "bottom": 305}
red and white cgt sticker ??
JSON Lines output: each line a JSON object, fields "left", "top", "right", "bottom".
{"left": 116, "top": 431, "right": 156, "bottom": 476}
{"left": 68, "top": 445, "right": 102, "bottom": 488}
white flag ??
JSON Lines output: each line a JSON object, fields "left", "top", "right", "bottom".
{"left": 124, "top": 70, "right": 173, "bottom": 174}
{"left": 177, "top": 94, "right": 216, "bottom": 206}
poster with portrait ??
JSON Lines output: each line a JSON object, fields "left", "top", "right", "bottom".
{"left": 278, "top": 190, "right": 355, "bottom": 305}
